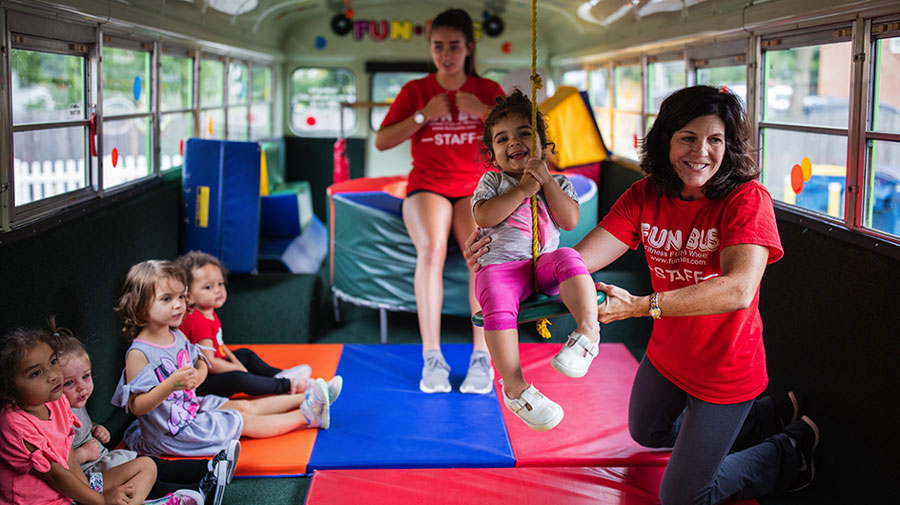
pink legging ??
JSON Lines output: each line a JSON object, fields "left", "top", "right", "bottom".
{"left": 474, "top": 247, "right": 590, "bottom": 331}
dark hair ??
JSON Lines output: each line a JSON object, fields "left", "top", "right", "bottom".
{"left": 0, "top": 317, "right": 65, "bottom": 411}
{"left": 640, "top": 85, "right": 758, "bottom": 199}
{"left": 481, "top": 88, "right": 555, "bottom": 167}
{"left": 430, "top": 8, "right": 478, "bottom": 76}
{"left": 175, "top": 250, "right": 227, "bottom": 288}
{"left": 116, "top": 260, "right": 187, "bottom": 339}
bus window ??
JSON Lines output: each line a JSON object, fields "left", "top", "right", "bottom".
{"left": 227, "top": 61, "right": 248, "bottom": 141}
{"left": 695, "top": 57, "right": 747, "bottom": 105}
{"left": 160, "top": 49, "right": 193, "bottom": 171}
{"left": 561, "top": 69, "right": 587, "bottom": 91}
{"left": 102, "top": 42, "right": 153, "bottom": 189}
{"left": 647, "top": 57, "right": 686, "bottom": 114}
{"left": 482, "top": 69, "right": 508, "bottom": 88}
{"left": 200, "top": 56, "right": 225, "bottom": 139}
{"left": 588, "top": 66, "right": 612, "bottom": 150}
{"left": 760, "top": 35, "right": 852, "bottom": 219}
{"left": 290, "top": 67, "right": 356, "bottom": 137}
{"left": 613, "top": 62, "right": 641, "bottom": 160}
{"left": 11, "top": 47, "right": 88, "bottom": 207}
{"left": 370, "top": 71, "right": 426, "bottom": 131}
{"left": 250, "top": 66, "right": 273, "bottom": 139}
{"left": 865, "top": 33, "right": 900, "bottom": 238}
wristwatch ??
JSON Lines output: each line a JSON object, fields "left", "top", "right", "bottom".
{"left": 649, "top": 292, "right": 662, "bottom": 320}
{"left": 413, "top": 110, "right": 426, "bottom": 124}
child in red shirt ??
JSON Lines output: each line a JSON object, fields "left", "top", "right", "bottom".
{"left": 176, "top": 251, "right": 341, "bottom": 400}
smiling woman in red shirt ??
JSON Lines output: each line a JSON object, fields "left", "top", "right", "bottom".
{"left": 375, "top": 8, "right": 504, "bottom": 396}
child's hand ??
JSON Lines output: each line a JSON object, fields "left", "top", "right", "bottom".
{"left": 91, "top": 424, "right": 110, "bottom": 444}
{"left": 518, "top": 173, "right": 542, "bottom": 198}
{"left": 76, "top": 439, "right": 102, "bottom": 463}
{"left": 103, "top": 483, "right": 135, "bottom": 505}
{"left": 168, "top": 366, "right": 199, "bottom": 391}
{"left": 455, "top": 91, "right": 488, "bottom": 119}
{"left": 421, "top": 93, "right": 450, "bottom": 122}
{"left": 523, "top": 158, "right": 551, "bottom": 186}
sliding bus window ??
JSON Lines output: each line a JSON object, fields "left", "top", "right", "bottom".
{"left": 695, "top": 56, "right": 747, "bottom": 105}
{"left": 250, "top": 65, "right": 273, "bottom": 139}
{"left": 159, "top": 48, "right": 194, "bottom": 171}
{"left": 482, "top": 69, "right": 508, "bottom": 88}
{"left": 10, "top": 41, "right": 90, "bottom": 210}
{"left": 227, "top": 60, "right": 248, "bottom": 141}
{"left": 200, "top": 56, "right": 225, "bottom": 139}
{"left": 760, "top": 31, "right": 852, "bottom": 220}
{"left": 647, "top": 55, "right": 686, "bottom": 115}
{"left": 612, "top": 62, "right": 642, "bottom": 160}
{"left": 370, "top": 71, "right": 426, "bottom": 131}
{"left": 101, "top": 40, "right": 153, "bottom": 189}
{"left": 864, "top": 28, "right": 900, "bottom": 238}
{"left": 290, "top": 67, "right": 356, "bottom": 137}
{"left": 588, "top": 65, "right": 612, "bottom": 150}
{"left": 561, "top": 69, "right": 587, "bottom": 91}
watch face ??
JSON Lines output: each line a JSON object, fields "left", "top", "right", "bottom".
{"left": 414, "top": 111, "right": 425, "bottom": 124}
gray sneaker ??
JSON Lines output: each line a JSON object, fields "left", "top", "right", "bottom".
{"left": 459, "top": 351, "right": 495, "bottom": 394}
{"left": 419, "top": 350, "right": 451, "bottom": 393}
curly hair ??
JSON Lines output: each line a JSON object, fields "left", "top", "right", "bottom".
{"left": 0, "top": 317, "right": 65, "bottom": 411}
{"left": 430, "top": 8, "right": 479, "bottom": 76}
{"left": 481, "top": 88, "right": 556, "bottom": 168}
{"left": 640, "top": 85, "right": 758, "bottom": 199}
{"left": 116, "top": 260, "right": 187, "bottom": 340}
{"left": 175, "top": 250, "right": 227, "bottom": 288}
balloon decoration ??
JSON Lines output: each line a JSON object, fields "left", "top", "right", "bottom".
{"left": 306, "top": 116, "right": 317, "bottom": 126}
{"left": 315, "top": 36, "right": 327, "bottom": 49}
{"left": 791, "top": 164, "right": 804, "bottom": 194}
{"left": 132, "top": 76, "right": 141, "bottom": 101}
{"left": 483, "top": 15, "right": 504, "bottom": 37}
{"left": 501, "top": 41, "right": 512, "bottom": 54}
{"left": 179, "top": 139, "right": 184, "bottom": 157}
{"left": 111, "top": 147, "right": 119, "bottom": 168}
{"left": 332, "top": 14, "right": 352, "bottom": 35}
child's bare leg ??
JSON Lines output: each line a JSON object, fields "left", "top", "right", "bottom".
{"left": 100, "top": 455, "right": 156, "bottom": 502}
{"left": 240, "top": 411, "right": 309, "bottom": 438}
{"left": 484, "top": 328, "right": 528, "bottom": 398}
{"left": 559, "top": 274, "right": 600, "bottom": 341}
{"left": 223, "top": 394, "right": 304, "bottom": 415}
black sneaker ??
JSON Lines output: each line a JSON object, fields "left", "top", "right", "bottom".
{"left": 784, "top": 415, "right": 820, "bottom": 492}
{"left": 772, "top": 391, "right": 803, "bottom": 429}
{"left": 208, "top": 439, "right": 240, "bottom": 484}
{"left": 198, "top": 459, "right": 228, "bottom": 505}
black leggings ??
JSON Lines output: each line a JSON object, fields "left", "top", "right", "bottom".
{"left": 148, "top": 457, "right": 209, "bottom": 499}
{"left": 196, "top": 348, "right": 291, "bottom": 397}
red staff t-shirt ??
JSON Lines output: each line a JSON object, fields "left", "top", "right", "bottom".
{"left": 381, "top": 73, "right": 504, "bottom": 198}
{"left": 600, "top": 178, "right": 783, "bottom": 403}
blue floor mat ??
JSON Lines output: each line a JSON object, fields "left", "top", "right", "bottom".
{"left": 307, "top": 344, "right": 515, "bottom": 470}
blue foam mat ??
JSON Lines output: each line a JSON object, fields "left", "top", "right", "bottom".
{"left": 308, "top": 344, "right": 515, "bottom": 470}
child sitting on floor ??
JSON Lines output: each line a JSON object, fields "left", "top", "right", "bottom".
{"left": 175, "top": 251, "right": 340, "bottom": 399}
{"left": 472, "top": 90, "right": 600, "bottom": 431}
{"left": 56, "top": 328, "right": 236, "bottom": 505}
{"left": 0, "top": 322, "right": 156, "bottom": 505}
{"left": 112, "top": 260, "right": 338, "bottom": 459}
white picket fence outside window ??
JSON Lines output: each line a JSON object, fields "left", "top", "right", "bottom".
{"left": 13, "top": 154, "right": 183, "bottom": 206}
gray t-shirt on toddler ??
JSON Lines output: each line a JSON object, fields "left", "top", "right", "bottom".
{"left": 471, "top": 170, "right": 578, "bottom": 267}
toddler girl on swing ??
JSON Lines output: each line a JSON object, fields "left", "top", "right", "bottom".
{"left": 473, "top": 89, "right": 600, "bottom": 431}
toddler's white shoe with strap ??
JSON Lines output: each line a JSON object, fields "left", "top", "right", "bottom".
{"left": 551, "top": 331, "right": 599, "bottom": 378}
{"left": 500, "top": 379, "right": 563, "bottom": 431}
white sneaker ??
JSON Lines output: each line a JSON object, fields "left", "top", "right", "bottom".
{"left": 144, "top": 489, "right": 204, "bottom": 505}
{"left": 275, "top": 364, "right": 312, "bottom": 380}
{"left": 300, "top": 378, "right": 331, "bottom": 429}
{"left": 500, "top": 379, "right": 563, "bottom": 431}
{"left": 306, "top": 376, "right": 343, "bottom": 403}
{"left": 551, "top": 332, "right": 599, "bottom": 378}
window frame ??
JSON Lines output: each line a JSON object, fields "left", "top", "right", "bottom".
{"left": 4, "top": 16, "right": 97, "bottom": 227}
{"left": 288, "top": 66, "right": 358, "bottom": 138}
{"left": 100, "top": 34, "right": 158, "bottom": 191}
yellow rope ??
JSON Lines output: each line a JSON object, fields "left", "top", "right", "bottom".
{"left": 530, "top": 0, "right": 550, "bottom": 339}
